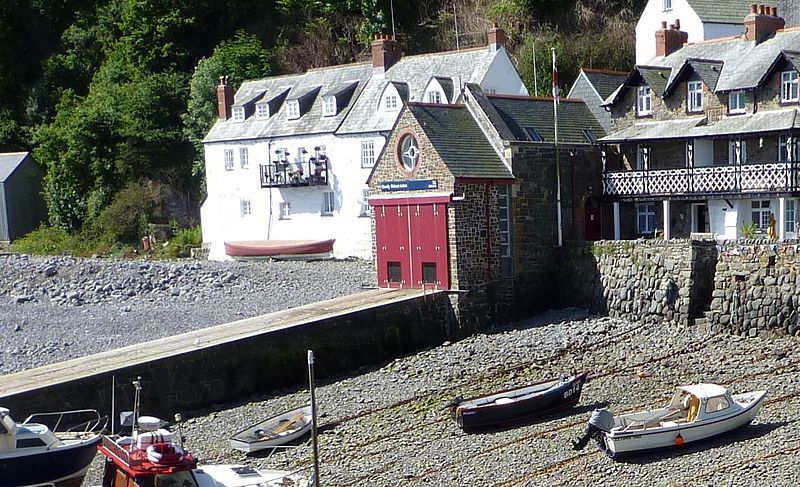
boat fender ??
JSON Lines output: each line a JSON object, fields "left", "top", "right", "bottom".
{"left": 146, "top": 443, "right": 185, "bottom": 465}
{"left": 675, "top": 433, "right": 685, "bottom": 446}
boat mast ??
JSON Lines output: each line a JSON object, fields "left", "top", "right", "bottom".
{"left": 307, "top": 350, "right": 321, "bottom": 487}
{"left": 132, "top": 377, "right": 142, "bottom": 436}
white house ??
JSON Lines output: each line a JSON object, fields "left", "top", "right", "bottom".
{"left": 635, "top": 0, "right": 778, "bottom": 63}
{"left": 201, "top": 26, "right": 528, "bottom": 261}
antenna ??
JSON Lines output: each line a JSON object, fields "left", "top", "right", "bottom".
{"left": 390, "top": 0, "right": 396, "bottom": 39}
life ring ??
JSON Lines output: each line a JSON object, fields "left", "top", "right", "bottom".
{"left": 146, "top": 442, "right": 185, "bottom": 465}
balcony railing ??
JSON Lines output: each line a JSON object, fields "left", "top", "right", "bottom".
{"left": 603, "top": 161, "right": 799, "bottom": 198}
{"left": 260, "top": 159, "right": 329, "bottom": 188}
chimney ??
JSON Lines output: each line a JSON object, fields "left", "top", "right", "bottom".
{"left": 487, "top": 22, "right": 506, "bottom": 53}
{"left": 745, "top": 4, "right": 785, "bottom": 43}
{"left": 217, "top": 76, "right": 233, "bottom": 120}
{"left": 655, "top": 19, "right": 688, "bottom": 57}
{"left": 371, "top": 33, "right": 400, "bottom": 73}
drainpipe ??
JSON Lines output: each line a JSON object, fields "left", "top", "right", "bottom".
{"left": 571, "top": 151, "right": 576, "bottom": 238}
{"left": 485, "top": 183, "right": 493, "bottom": 281}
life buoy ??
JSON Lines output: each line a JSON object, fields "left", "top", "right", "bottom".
{"left": 146, "top": 442, "right": 185, "bottom": 465}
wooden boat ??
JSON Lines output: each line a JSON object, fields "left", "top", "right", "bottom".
{"left": 574, "top": 383, "right": 767, "bottom": 458}
{"left": 230, "top": 405, "right": 313, "bottom": 453}
{"left": 224, "top": 239, "right": 335, "bottom": 259}
{"left": 0, "top": 407, "right": 105, "bottom": 487}
{"left": 450, "top": 372, "right": 588, "bottom": 429}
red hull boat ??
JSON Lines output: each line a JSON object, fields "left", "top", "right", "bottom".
{"left": 224, "top": 239, "right": 335, "bottom": 259}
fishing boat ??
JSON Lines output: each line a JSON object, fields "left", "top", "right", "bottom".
{"left": 449, "top": 372, "right": 588, "bottom": 429}
{"left": 0, "top": 407, "right": 106, "bottom": 487}
{"left": 230, "top": 405, "right": 313, "bottom": 454}
{"left": 224, "top": 239, "right": 335, "bottom": 260}
{"left": 572, "top": 383, "right": 767, "bottom": 458}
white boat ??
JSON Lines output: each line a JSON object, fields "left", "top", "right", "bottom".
{"left": 578, "top": 384, "right": 766, "bottom": 458}
{"left": 230, "top": 405, "right": 313, "bottom": 454}
{"left": 195, "top": 465, "right": 312, "bottom": 487}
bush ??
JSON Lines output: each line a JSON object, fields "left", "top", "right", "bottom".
{"left": 88, "top": 180, "right": 161, "bottom": 246}
{"left": 11, "top": 226, "right": 76, "bottom": 255}
{"left": 157, "top": 225, "right": 202, "bottom": 258}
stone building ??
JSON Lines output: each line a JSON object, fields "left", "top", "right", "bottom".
{"left": 366, "top": 84, "right": 604, "bottom": 317}
{"left": 600, "top": 7, "right": 800, "bottom": 241}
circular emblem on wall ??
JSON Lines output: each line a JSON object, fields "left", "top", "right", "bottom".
{"left": 397, "top": 133, "right": 420, "bottom": 172}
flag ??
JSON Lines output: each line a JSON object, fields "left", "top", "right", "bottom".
{"left": 551, "top": 48, "right": 560, "bottom": 103}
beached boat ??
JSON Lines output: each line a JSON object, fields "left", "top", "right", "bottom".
{"left": 572, "top": 383, "right": 767, "bottom": 458}
{"left": 0, "top": 407, "right": 105, "bottom": 487}
{"left": 449, "top": 372, "right": 588, "bottom": 429}
{"left": 224, "top": 239, "right": 335, "bottom": 259}
{"left": 230, "top": 405, "right": 313, "bottom": 454}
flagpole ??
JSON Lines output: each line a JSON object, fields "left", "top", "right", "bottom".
{"left": 552, "top": 47, "right": 563, "bottom": 247}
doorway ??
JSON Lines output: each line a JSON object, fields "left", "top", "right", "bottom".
{"left": 584, "top": 198, "right": 601, "bottom": 241}
{"left": 691, "top": 203, "right": 709, "bottom": 233}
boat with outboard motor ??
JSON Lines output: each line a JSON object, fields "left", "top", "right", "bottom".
{"left": 572, "top": 383, "right": 767, "bottom": 458}
{"left": 0, "top": 407, "right": 106, "bottom": 487}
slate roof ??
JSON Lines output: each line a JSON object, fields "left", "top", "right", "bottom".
{"left": 600, "top": 117, "right": 708, "bottom": 142}
{"left": 407, "top": 104, "right": 512, "bottom": 179}
{"left": 486, "top": 95, "right": 606, "bottom": 145}
{"left": 0, "top": 152, "right": 29, "bottom": 182}
{"left": 204, "top": 62, "right": 372, "bottom": 143}
{"left": 338, "top": 47, "right": 503, "bottom": 134}
{"left": 779, "top": 0, "right": 800, "bottom": 27}
{"left": 581, "top": 69, "right": 629, "bottom": 99}
{"left": 638, "top": 66, "right": 671, "bottom": 95}
{"left": 686, "top": 0, "right": 759, "bottom": 24}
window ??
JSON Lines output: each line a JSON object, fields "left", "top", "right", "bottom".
{"left": 16, "top": 438, "right": 47, "bottom": 448}
{"left": 359, "top": 188, "right": 371, "bottom": 216}
{"left": 239, "top": 148, "right": 249, "bottom": 169}
{"left": 276, "top": 148, "right": 288, "bottom": 163}
{"left": 728, "top": 139, "right": 747, "bottom": 165}
{"left": 497, "top": 185, "right": 511, "bottom": 258}
{"left": 286, "top": 100, "right": 300, "bottom": 119}
{"left": 428, "top": 91, "right": 442, "bottom": 104}
{"left": 387, "top": 262, "right": 402, "bottom": 283}
{"left": 704, "top": 396, "right": 730, "bottom": 413}
{"left": 687, "top": 81, "right": 703, "bottom": 112}
{"left": 256, "top": 103, "right": 269, "bottom": 119}
{"left": 232, "top": 106, "right": 245, "bottom": 122}
{"left": 752, "top": 200, "right": 771, "bottom": 229}
{"left": 361, "top": 140, "right": 375, "bottom": 168}
{"left": 385, "top": 94, "right": 398, "bottom": 111}
{"left": 781, "top": 71, "right": 799, "bottom": 103}
{"left": 240, "top": 199, "right": 251, "bottom": 217}
{"left": 636, "top": 202, "right": 656, "bottom": 234}
{"left": 322, "top": 96, "right": 336, "bottom": 116}
{"left": 398, "top": 134, "right": 420, "bottom": 172}
{"left": 581, "top": 129, "right": 597, "bottom": 144}
{"left": 224, "top": 149, "right": 234, "bottom": 171}
{"left": 322, "top": 191, "right": 335, "bottom": 215}
{"left": 422, "top": 262, "right": 437, "bottom": 284}
{"left": 663, "top": 0, "right": 672, "bottom": 11}
{"left": 279, "top": 201, "right": 291, "bottom": 220}
{"left": 635, "top": 145, "right": 649, "bottom": 170}
{"left": 296, "top": 147, "right": 306, "bottom": 163}
{"left": 728, "top": 90, "right": 746, "bottom": 114}
{"left": 524, "top": 127, "right": 543, "bottom": 142}
{"left": 637, "top": 86, "right": 651, "bottom": 116}
{"left": 779, "top": 136, "right": 798, "bottom": 162}
{"left": 786, "top": 199, "right": 796, "bottom": 234}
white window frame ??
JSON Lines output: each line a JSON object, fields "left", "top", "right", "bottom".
{"left": 637, "top": 86, "right": 651, "bottom": 116}
{"left": 296, "top": 147, "right": 306, "bottom": 164}
{"left": 728, "top": 90, "right": 746, "bottom": 114}
{"left": 322, "top": 96, "right": 336, "bottom": 117}
{"left": 428, "top": 91, "right": 442, "bottom": 104}
{"left": 728, "top": 139, "right": 747, "bottom": 165}
{"left": 751, "top": 200, "right": 771, "bottom": 229}
{"left": 687, "top": 81, "right": 704, "bottom": 112}
{"left": 276, "top": 148, "right": 288, "bottom": 163}
{"left": 239, "top": 148, "right": 249, "bottom": 169}
{"left": 232, "top": 106, "right": 245, "bottom": 122}
{"left": 240, "top": 199, "right": 252, "bottom": 217}
{"left": 636, "top": 202, "right": 656, "bottom": 234}
{"left": 359, "top": 188, "right": 371, "bottom": 217}
{"left": 279, "top": 201, "right": 292, "bottom": 220}
{"left": 361, "top": 140, "right": 375, "bottom": 168}
{"left": 779, "top": 136, "right": 798, "bottom": 162}
{"left": 256, "top": 103, "right": 269, "bottom": 119}
{"left": 781, "top": 71, "right": 799, "bottom": 103}
{"left": 321, "top": 191, "right": 335, "bottom": 215}
{"left": 286, "top": 100, "right": 300, "bottom": 120}
{"left": 224, "top": 149, "right": 234, "bottom": 171}
{"left": 786, "top": 199, "right": 796, "bottom": 234}
{"left": 497, "top": 185, "right": 511, "bottom": 258}
{"left": 663, "top": 0, "right": 672, "bottom": 11}
{"left": 635, "top": 144, "right": 649, "bottom": 170}
{"left": 385, "top": 94, "right": 398, "bottom": 111}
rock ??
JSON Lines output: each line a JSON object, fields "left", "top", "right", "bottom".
{"left": 43, "top": 265, "right": 57, "bottom": 277}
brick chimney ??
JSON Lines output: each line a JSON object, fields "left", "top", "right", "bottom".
{"left": 487, "top": 22, "right": 506, "bottom": 53}
{"left": 655, "top": 19, "right": 689, "bottom": 57}
{"left": 217, "top": 76, "right": 233, "bottom": 120}
{"left": 371, "top": 33, "right": 400, "bottom": 73}
{"left": 744, "top": 4, "right": 785, "bottom": 43}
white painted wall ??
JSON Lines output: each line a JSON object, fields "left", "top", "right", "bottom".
{"left": 708, "top": 200, "right": 739, "bottom": 239}
{"left": 481, "top": 48, "right": 529, "bottom": 96}
{"left": 635, "top": 0, "right": 704, "bottom": 63}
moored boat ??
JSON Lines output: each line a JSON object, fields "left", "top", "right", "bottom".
{"left": 224, "top": 239, "right": 335, "bottom": 259}
{"left": 0, "top": 407, "right": 106, "bottom": 487}
{"left": 572, "top": 383, "right": 767, "bottom": 458}
{"left": 449, "top": 372, "right": 588, "bottom": 430}
{"left": 230, "top": 405, "right": 313, "bottom": 454}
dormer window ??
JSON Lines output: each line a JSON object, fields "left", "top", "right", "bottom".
{"left": 256, "top": 103, "right": 269, "bottom": 119}
{"left": 385, "top": 94, "right": 398, "bottom": 111}
{"left": 662, "top": 0, "right": 672, "bottom": 11}
{"left": 428, "top": 91, "right": 442, "bottom": 104}
{"left": 322, "top": 96, "right": 336, "bottom": 117}
{"left": 687, "top": 81, "right": 703, "bottom": 112}
{"left": 728, "top": 90, "right": 746, "bottom": 114}
{"left": 637, "top": 86, "right": 651, "bottom": 116}
{"left": 286, "top": 100, "right": 300, "bottom": 120}
{"left": 782, "top": 71, "right": 799, "bottom": 103}
{"left": 232, "top": 106, "right": 245, "bottom": 122}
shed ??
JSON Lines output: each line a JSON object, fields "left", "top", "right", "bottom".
{"left": 0, "top": 152, "right": 47, "bottom": 241}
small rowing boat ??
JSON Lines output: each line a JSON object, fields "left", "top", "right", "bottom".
{"left": 230, "top": 405, "right": 313, "bottom": 453}
{"left": 224, "top": 239, "right": 335, "bottom": 259}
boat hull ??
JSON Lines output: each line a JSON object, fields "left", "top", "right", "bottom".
{"left": 456, "top": 373, "right": 588, "bottom": 429}
{"left": 224, "top": 239, "right": 335, "bottom": 259}
{"left": 0, "top": 435, "right": 100, "bottom": 487}
{"left": 230, "top": 405, "right": 313, "bottom": 454}
{"left": 601, "top": 391, "right": 766, "bottom": 458}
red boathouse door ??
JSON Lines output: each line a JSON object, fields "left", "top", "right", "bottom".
{"left": 372, "top": 195, "right": 450, "bottom": 289}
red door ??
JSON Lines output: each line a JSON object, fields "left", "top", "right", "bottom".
{"left": 410, "top": 203, "right": 449, "bottom": 289}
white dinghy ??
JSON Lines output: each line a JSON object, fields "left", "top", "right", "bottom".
{"left": 573, "top": 383, "right": 766, "bottom": 458}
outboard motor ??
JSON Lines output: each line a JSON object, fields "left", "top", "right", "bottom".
{"left": 572, "top": 408, "right": 614, "bottom": 450}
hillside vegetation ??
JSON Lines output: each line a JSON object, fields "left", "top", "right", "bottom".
{"left": 0, "top": 0, "right": 645, "bottom": 252}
